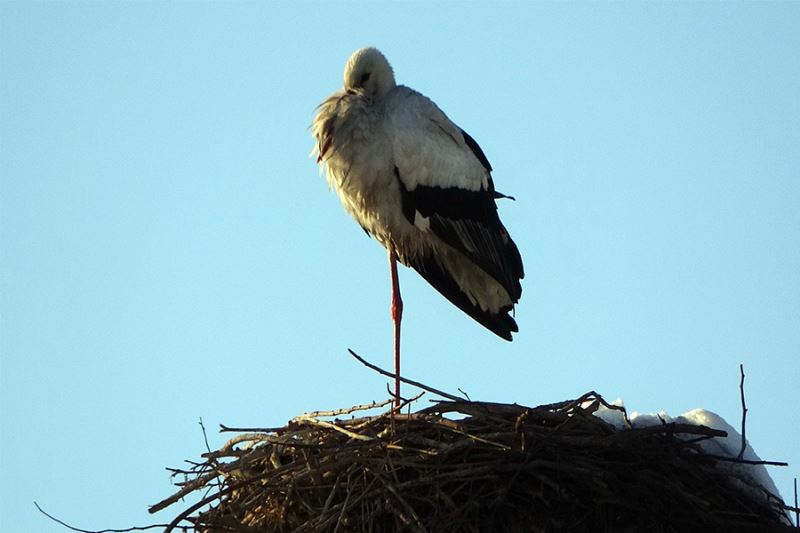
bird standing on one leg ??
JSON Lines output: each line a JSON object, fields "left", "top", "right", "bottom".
{"left": 388, "top": 249, "right": 402, "bottom": 405}
{"left": 313, "top": 48, "right": 524, "bottom": 406}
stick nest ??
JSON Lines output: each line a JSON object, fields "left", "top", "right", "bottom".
{"left": 152, "top": 392, "right": 794, "bottom": 532}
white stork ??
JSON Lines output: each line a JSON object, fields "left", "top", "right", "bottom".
{"left": 312, "top": 47, "right": 524, "bottom": 405}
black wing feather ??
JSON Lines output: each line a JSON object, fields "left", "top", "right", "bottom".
{"left": 401, "top": 184, "right": 523, "bottom": 302}
{"left": 410, "top": 250, "right": 518, "bottom": 341}
{"left": 395, "top": 127, "right": 524, "bottom": 303}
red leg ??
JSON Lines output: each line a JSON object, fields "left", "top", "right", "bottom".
{"left": 389, "top": 249, "right": 403, "bottom": 407}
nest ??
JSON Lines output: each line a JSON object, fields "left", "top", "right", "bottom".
{"left": 151, "top": 385, "right": 796, "bottom": 533}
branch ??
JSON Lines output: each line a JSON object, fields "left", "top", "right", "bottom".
{"left": 292, "top": 415, "right": 374, "bottom": 441}
{"left": 303, "top": 399, "right": 394, "bottom": 418}
{"left": 219, "top": 424, "right": 285, "bottom": 433}
{"left": 218, "top": 400, "right": 396, "bottom": 434}
{"left": 198, "top": 417, "right": 211, "bottom": 454}
{"left": 348, "top": 349, "right": 463, "bottom": 402}
{"left": 701, "top": 454, "right": 788, "bottom": 467}
{"left": 737, "top": 363, "right": 748, "bottom": 460}
{"left": 34, "top": 502, "right": 169, "bottom": 533}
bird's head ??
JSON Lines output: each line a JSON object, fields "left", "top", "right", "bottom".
{"left": 343, "top": 47, "right": 396, "bottom": 99}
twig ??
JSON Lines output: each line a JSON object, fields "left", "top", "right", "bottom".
{"left": 387, "top": 382, "right": 402, "bottom": 405}
{"left": 211, "top": 432, "right": 277, "bottom": 455}
{"left": 348, "top": 348, "right": 463, "bottom": 402}
{"left": 162, "top": 483, "right": 239, "bottom": 533}
{"left": 439, "top": 425, "right": 511, "bottom": 451}
{"left": 150, "top": 456, "right": 271, "bottom": 514}
{"left": 331, "top": 473, "right": 355, "bottom": 533}
{"left": 701, "top": 454, "right": 788, "bottom": 467}
{"left": 579, "top": 420, "right": 726, "bottom": 444}
{"left": 198, "top": 417, "right": 211, "bottom": 455}
{"left": 384, "top": 482, "right": 426, "bottom": 532}
{"left": 360, "top": 391, "right": 426, "bottom": 434}
{"left": 794, "top": 477, "right": 798, "bottom": 527}
{"left": 292, "top": 415, "right": 374, "bottom": 441}
{"left": 738, "top": 363, "right": 748, "bottom": 460}
{"left": 219, "top": 424, "right": 285, "bottom": 433}
{"left": 34, "top": 502, "right": 170, "bottom": 533}
{"left": 573, "top": 390, "right": 631, "bottom": 428}
{"left": 303, "top": 399, "right": 394, "bottom": 418}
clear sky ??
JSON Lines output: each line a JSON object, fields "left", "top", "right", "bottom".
{"left": 1, "top": 2, "right": 798, "bottom": 531}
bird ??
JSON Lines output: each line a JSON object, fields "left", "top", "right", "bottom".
{"left": 312, "top": 47, "right": 523, "bottom": 405}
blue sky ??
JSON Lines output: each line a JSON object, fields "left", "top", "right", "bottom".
{"left": 1, "top": 2, "right": 798, "bottom": 531}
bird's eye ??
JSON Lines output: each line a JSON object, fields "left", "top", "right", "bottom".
{"left": 359, "top": 72, "right": 371, "bottom": 86}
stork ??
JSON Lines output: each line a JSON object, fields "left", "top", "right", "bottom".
{"left": 313, "top": 48, "right": 524, "bottom": 406}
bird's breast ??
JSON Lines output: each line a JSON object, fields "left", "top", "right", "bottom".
{"left": 326, "top": 150, "right": 408, "bottom": 246}
{"left": 314, "top": 93, "right": 430, "bottom": 261}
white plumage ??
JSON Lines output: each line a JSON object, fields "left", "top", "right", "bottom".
{"left": 312, "top": 47, "right": 523, "bottom": 342}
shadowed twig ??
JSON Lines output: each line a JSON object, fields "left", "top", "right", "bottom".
{"left": 34, "top": 502, "right": 172, "bottom": 533}
{"left": 738, "top": 363, "right": 748, "bottom": 460}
